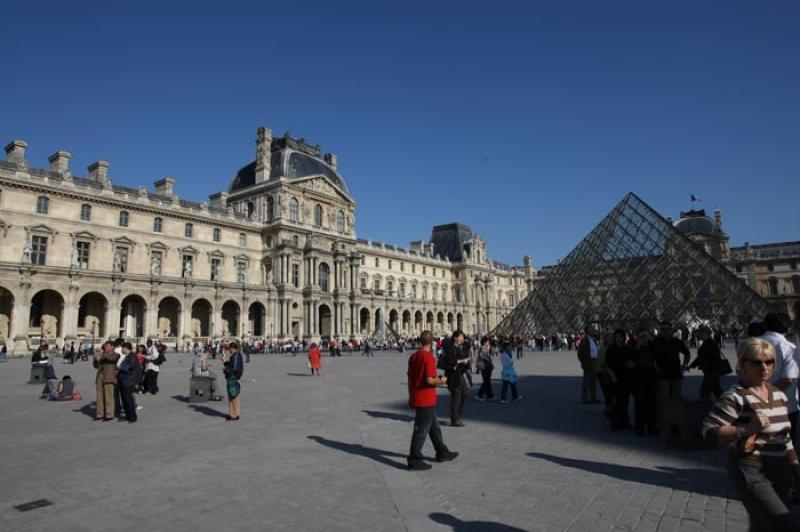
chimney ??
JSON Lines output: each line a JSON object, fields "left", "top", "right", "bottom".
{"left": 4, "top": 140, "right": 28, "bottom": 165}
{"left": 48, "top": 150, "right": 72, "bottom": 176}
{"left": 324, "top": 153, "right": 338, "bottom": 170}
{"left": 209, "top": 191, "right": 228, "bottom": 209}
{"left": 523, "top": 255, "right": 532, "bottom": 267}
{"left": 714, "top": 208, "right": 722, "bottom": 228}
{"left": 154, "top": 177, "right": 175, "bottom": 196}
{"left": 88, "top": 160, "right": 110, "bottom": 184}
{"left": 255, "top": 127, "right": 272, "bottom": 183}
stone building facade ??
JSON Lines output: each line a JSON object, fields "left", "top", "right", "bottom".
{"left": 671, "top": 209, "right": 799, "bottom": 320}
{"left": 0, "top": 128, "right": 535, "bottom": 353}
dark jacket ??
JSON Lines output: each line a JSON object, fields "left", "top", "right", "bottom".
{"left": 652, "top": 337, "right": 690, "bottom": 379}
{"left": 440, "top": 340, "right": 468, "bottom": 391}
{"left": 690, "top": 339, "right": 721, "bottom": 374}
{"left": 633, "top": 345, "right": 659, "bottom": 379}
{"left": 224, "top": 352, "right": 244, "bottom": 380}
{"left": 605, "top": 343, "right": 634, "bottom": 382}
{"left": 117, "top": 352, "right": 142, "bottom": 387}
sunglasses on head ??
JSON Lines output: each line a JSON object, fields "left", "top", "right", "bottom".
{"left": 746, "top": 359, "right": 775, "bottom": 368}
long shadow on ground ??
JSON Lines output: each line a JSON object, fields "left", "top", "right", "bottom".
{"left": 189, "top": 404, "right": 228, "bottom": 418}
{"left": 379, "top": 371, "right": 735, "bottom": 460}
{"left": 307, "top": 435, "right": 409, "bottom": 470}
{"left": 527, "top": 452, "right": 731, "bottom": 498}
{"left": 363, "top": 410, "right": 414, "bottom": 422}
{"left": 429, "top": 512, "right": 527, "bottom": 531}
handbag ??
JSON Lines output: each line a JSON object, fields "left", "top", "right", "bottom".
{"left": 716, "top": 354, "right": 733, "bottom": 376}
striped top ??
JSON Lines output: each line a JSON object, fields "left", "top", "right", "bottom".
{"left": 702, "top": 383, "right": 796, "bottom": 466}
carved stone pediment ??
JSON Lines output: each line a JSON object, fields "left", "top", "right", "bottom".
{"left": 296, "top": 176, "right": 351, "bottom": 203}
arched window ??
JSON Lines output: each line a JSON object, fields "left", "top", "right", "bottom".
{"left": 80, "top": 204, "right": 92, "bottom": 221}
{"left": 119, "top": 211, "right": 129, "bottom": 227}
{"left": 153, "top": 217, "right": 163, "bottom": 233}
{"left": 213, "top": 228, "right": 221, "bottom": 242}
{"left": 266, "top": 196, "right": 274, "bottom": 222}
{"left": 336, "top": 210, "right": 345, "bottom": 233}
{"left": 36, "top": 196, "right": 49, "bottom": 214}
{"left": 319, "top": 262, "right": 330, "bottom": 292}
{"left": 247, "top": 201, "right": 255, "bottom": 219}
{"left": 289, "top": 198, "right": 299, "bottom": 222}
{"left": 314, "top": 204, "right": 323, "bottom": 227}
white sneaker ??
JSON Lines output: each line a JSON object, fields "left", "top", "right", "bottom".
{"left": 512, "top": 396, "right": 523, "bottom": 402}
{"left": 500, "top": 400, "right": 509, "bottom": 404}
{"left": 475, "top": 396, "right": 485, "bottom": 402}
{"left": 136, "top": 405, "right": 143, "bottom": 411}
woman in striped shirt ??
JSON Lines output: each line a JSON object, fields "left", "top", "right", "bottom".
{"left": 703, "top": 337, "right": 800, "bottom": 531}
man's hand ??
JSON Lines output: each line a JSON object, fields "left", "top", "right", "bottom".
{"left": 438, "top": 375, "right": 447, "bottom": 385}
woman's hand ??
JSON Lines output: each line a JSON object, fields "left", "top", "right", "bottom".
{"left": 746, "top": 412, "right": 770, "bottom": 434}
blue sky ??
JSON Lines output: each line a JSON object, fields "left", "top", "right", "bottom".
{"left": 2, "top": 0, "right": 798, "bottom": 267}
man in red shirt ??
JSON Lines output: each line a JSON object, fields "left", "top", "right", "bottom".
{"left": 407, "top": 330, "right": 459, "bottom": 470}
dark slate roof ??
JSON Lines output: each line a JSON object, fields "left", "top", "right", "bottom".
{"left": 430, "top": 223, "right": 474, "bottom": 262}
{"left": 229, "top": 149, "right": 348, "bottom": 194}
{"left": 730, "top": 241, "right": 800, "bottom": 258}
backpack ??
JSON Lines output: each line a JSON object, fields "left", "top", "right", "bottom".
{"left": 155, "top": 352, "right": 166, "bottom": 366}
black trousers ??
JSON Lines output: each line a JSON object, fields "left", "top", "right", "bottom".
{"left": 610, "top": 380, "right": 632, "bottom": 429}
{"left": 699, "top": 373, "right": 722, "bottom": 399}
{"left": 143, "top": 370, "right": 159, "bottom": 394}
{"left": 449, "top": 375, "right": 468, "bottom": 424}
{"left": 120, "top": 384, "right": 137, "bottom": 422}
{"left": 408, "top": 406, "right": 448, "bottom": 465}
{"left": 633, "top": 377, "right": 658, "bottom": 434}
{"left": 477, "top": 369, "right": 494, "bottom": 398}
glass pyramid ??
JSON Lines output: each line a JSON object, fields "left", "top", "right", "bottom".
{"left": 494, "top": 193, "right": 772, "bottom": 335}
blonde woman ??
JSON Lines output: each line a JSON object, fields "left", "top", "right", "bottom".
{"left": 703, "top": 338, "right": 800, "bottom": 531}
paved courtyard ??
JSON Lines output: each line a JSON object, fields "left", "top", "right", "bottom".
{"left": 0, "top": 347, "right": 766, "bottom": 531}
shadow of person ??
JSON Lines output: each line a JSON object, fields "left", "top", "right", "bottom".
{"left": 73, "top": 403, "right": 96, "bottom": 419}
{"left": 527, "top": 452, "right": 729, "bottom": 498}
{"left": 286, "top": 373, "right": 312, "bottom": 377}
{"left": 189, "top": 404, "right": 228, "bottom": 418}
{"left": 307, "top": 435, "right": 408, "bottom": 470}
{"left": 171, "top": 394, "right": 190, "bottom": 403}
{"left": 362, "top": 410, "right": 414, "bottom": 422}
{"left": 429, "top": 512, "right": 527, "bottom": 531}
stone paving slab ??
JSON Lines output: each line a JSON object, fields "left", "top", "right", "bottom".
{"left": 0, "top": 348, "right": 774, "bottom": 531}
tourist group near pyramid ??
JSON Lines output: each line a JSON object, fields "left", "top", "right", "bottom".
{"left": 493, "top": 193, "right": 773, "bottom": 336}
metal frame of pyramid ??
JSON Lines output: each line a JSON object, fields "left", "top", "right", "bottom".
{"left": 493, "top": 193, "right": 773, "bottom": 335}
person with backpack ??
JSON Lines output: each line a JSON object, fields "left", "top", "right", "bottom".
{"left": 143, "top": 339, "right": 162, "bottom": 395}
{"left": 117, "top": 342, "right": 142, "bottom": 423}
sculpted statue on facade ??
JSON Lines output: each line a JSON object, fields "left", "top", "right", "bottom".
{"left": 112, "top": 252, "right": 122, "bottom": 273}
{"left": 183, "top": 260, "right": 193, "bottom": 278}
{"left": 22, "top": 243, "right": 32, "bottom": 264}
{"left": 71, "top": 247, "right": 80, "bottom": 268}
{"left": 151, "top": 254, "right": 161, "bottom": 276}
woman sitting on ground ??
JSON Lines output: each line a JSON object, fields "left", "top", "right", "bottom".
{"left": 48, "top": 375, "right": 79, "bottom": 401}
{"left": 703, "top": 337, "right": 800, "bottom": 531}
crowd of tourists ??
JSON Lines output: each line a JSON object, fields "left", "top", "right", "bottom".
{"left": 17, "top": 308, "right": 800, "bottom": 530}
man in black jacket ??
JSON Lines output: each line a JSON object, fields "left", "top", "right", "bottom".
{"left": 651, "top": 321, "right": 690, "bottom": 427}
{"left": 440, "top": 330, "right": 470, "bottom": 427}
